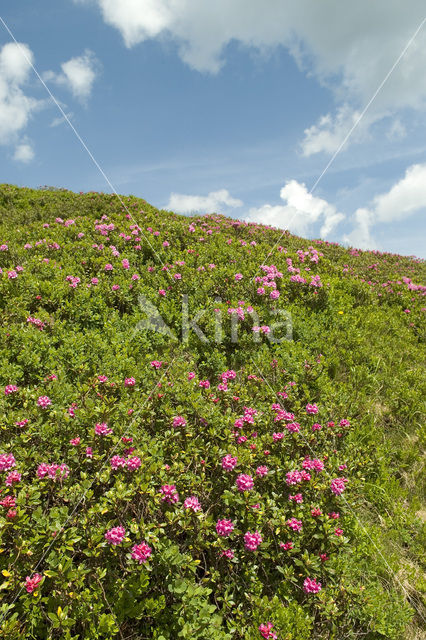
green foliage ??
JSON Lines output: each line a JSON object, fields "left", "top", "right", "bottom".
{"left": 0, "top": 184, "right": 424, "bottom": 639}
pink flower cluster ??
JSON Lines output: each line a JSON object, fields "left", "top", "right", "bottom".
{"left": 131, "top": 541, "right": 152, "bottom": 563}
{"left": 183, "top": 496, "right": 201, "bottom": 512}
{"left": 37, "top": 463, "right": 70, "bottom": 480}
{"left": 172, "top": 416, "right": 186, "bottom": 428}
{"left": 236, "top": 473, "right": 254, "bottom": 491}
{"left": 25, "top": 573, "right": 43, "bottom": 593}
{"left": 37, "top": 395, "right": 51, "bottom": 409}
{"left": 160, "top": 484, "right": 179, "bottom": 504}
{"left": 4, "top": 385, "right": 19, "bottom": 396}
{"left": 110, "top": 455, "right": 141, "bottom": 471}
{"left": 222, "top": 454, "right": 238, "bottom": 471}
{"left": 244, "top": 530, "right": 262, "bottom": 551}
{"left": 105, "top": 526, "right": 126, "bottom": 545}
{"left": 216, "top": 519, "right": 234, "bottom": 537}
{"left": 303, "top": 577, "right": 322, "bottom": 593}
{"left": 0, "top": 454, "right": 16, "bottom": 472}
{"left": 95, "top": 422, "right": 113, "bottom": 436}
{"left": 330, "top": 477, "right": 348, "bottom": 495}
{"left": 259, "top": 622, "right": 277, "bottom": 639}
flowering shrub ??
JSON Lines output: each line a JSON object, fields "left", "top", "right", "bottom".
{"left": 0, "top": 185, "right": 424, "bottom": 639}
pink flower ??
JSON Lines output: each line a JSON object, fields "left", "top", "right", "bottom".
{"left": 0, "top": 454, "right": 16, "bottom": 472}
{"left": 7, "top": 270, "right": 18, "bottom": 279}
{"left": 244, "top": 530, "right": 262, "bottom": 551}
{"left": 124, "top": 377, "right": 136, "bottom": 387}
{"left": 37, "top": 396, "right": 51, "bottom": 409}
{"left": 98, "top": 375, "right": 108, "bottom": 383}
{"left": 183, "top": 496, "right": 201, "bottom": 512}
{"left": 5, "top": 471, "right": 21, "bottom": 486}
{"left": 303, "top": 577, "right": 322, "bottom": 593}
{"left": 289, "top": 493, "right": 303, "bottom": 503}
{"left": 220, "top": 549, "right": 234, "bottom": 559}
{"left": 126, "top": 456, "right": 141, "bottom": 471}
{"left": 160, "top": 484, "right": 179, "bottom": 504}
{"left": 110, "top": 455, "right": 127, "bottom": 469}
{"left": 112, "top": 284, "right": 120, "bottom": 291}
{"left": 256, "top": 466, "right": 269, "bottom": 477}
{"left": 236, "top": 473, "right": 254, "bottom": 491}
{"left": 104, "top": 263, "right": 113, "bottom": 271}
{"left": 122, "top": 259, "right": 130, "bottom": 269}
{"left": 286, "top": 518, "right": 302, "bottom": 532}
{"left": 312, "top": 422, "right": 322, "bottom": 431}
{"left": 285, "top": 470, "right": 302, "bottom": 486}
{"left": 69, "top": 437, "right": 80, "bottom": 446}
{"left": 187, "top": 372, "right": 196, "bottom": 380}
{"left": 335, "top": 527, "right": 344, "bottom": 536}
{"left": 86, "top": 447, "right": 93, "bottom": 458}
{"left": 234, "top": 273, "right": 243, "bottom": 281}
{"left": 105, "top": 526, "right": 126, "bottom": 545}
{"left": 311, "top": 507, "right": 322, "bottom": 517}
{"left": 272, "top": 432, "right": 284, "bottom": 441}
{"left": 25, "top": 573, "right": 43, "bottom": 593}
{"left": 222, "top": 454, "right": 238, "bottom": 471}
{"left": 131, "top": 541, "right": 152, "bottom": 563}
{"left": 172, "top": 416, "right": 186, "bottom": 428}
{"left": 151, "top": 360, "right": 163, "bottom": 369}
{"left": 199, "top": 379, "right": 210, "bottom": 388}
{"left": 286, "top": 421, "right": 300, "bottom": 433}
{"left": 91, "top": 277, "right": 99, "bottom": 285}
{"left": 306, "top": 404, "right": 318, "bottom": 415}
{"left": 4, "top": 385, "right": 19, "bottom": 396}
{"left": 280, "top": 541, "right": 293, "bottom": 550}
{"left": 270, "top": 290, "right": 280, "bottom": 300}
{"left": 216, "top": 519, "right": 235, "bottom": 537}
{"left": 330, "top": 477, "right": 348, "bottom": 495}
{"left": 259, "top": 622, "right": 277, "bottom": 639}
{"left": 95, "top": 422, "right": 113, "bottom": 436}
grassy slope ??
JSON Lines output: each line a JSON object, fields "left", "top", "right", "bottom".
{"left": 0, "top": 184, "right": 424, "bottom": 640}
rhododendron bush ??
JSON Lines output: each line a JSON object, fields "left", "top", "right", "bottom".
{"left": 0, "top": 185, "right": 424, "bottom": 639}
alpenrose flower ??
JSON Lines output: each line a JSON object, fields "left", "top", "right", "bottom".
{"left": 236, "top": 473, "right": 254, "bottom": 491}
{"left": 303, "top": 577, "right": 322, "bottom": 593}
{"left": 0, "top": 454, "right": 16, "bottom": 472}
{"left": 37, "top": 395, "right": 51, "bottom": 408}
{"left": 244, "top": 530, "right": 262, "bottom": 551}
{"left": 183, "top": 496, "right": 201, "bottom": 512}
{"left": 330, "top": 477, "right": 348, "bottom": 495}
{"left": 131, "top": 541, "right": 152, "bottom": 563}
{"left": 25, "top": 573, "right": 43, "bottom": 593}
{"left": 259, "top": 622, "right": 277, "bottom": 639}
{"left": 160, "top": 484, "right": 179, "bottom": 504}
{"left": 222, "top": 454, "right": 238, "bottom": 471}
{"left": 216, "top": 519, "right": 235, "bottom": 537}
{"left": 105, "top": 526, "right": 126, "bottom": 545}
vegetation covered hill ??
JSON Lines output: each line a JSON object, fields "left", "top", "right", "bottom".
{"left": 0, "top": 184, "right": 425, "bottom": 640}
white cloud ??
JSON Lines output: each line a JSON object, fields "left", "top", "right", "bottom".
{"left": 343, "top": 163, "right": 426, "bottom": 249}
{"left": 79, "top": 1, "right": 426, "bottom": 151}
{"left": 246, "top": 180, "right": 345, "bottom": 238}
{"left": 13, "top": 142, "right": 35, "bottom": 163}
{"left": 44, "top": 50, "right": 99, "bottom": 101}
{"left": 167, "top": 189, "right": 243, "bottom": 214}
{"left": 0, "top": 42, "right": 40, "bottom": 146}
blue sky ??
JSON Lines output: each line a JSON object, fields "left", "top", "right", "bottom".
{"left": 1, "top": 1, "right": 426, "bottom": 257}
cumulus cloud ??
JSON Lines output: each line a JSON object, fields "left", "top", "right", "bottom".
{"left": 44, "top": 50, "right": 99, "bottom": 101}
{"left": 343, "top": 163, "right": 426, "bottom": 249}
{"left": 0, "top": 42, "right": 40, "bottom": 148}
{"left": 167, "top": 189, "right": 243, "bottom": 214}
{"left": 246, "top": 180, "right": 345, "bottom": 238}
{"left": 79, "top": 1, "right": 426, "bottom": 150}
{"left": 13, "top": 142, "right": 35, "bottom": 163}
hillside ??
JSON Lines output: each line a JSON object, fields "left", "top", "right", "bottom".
{"left": 0, "top": 183, "right": 425, "bottom": 640}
